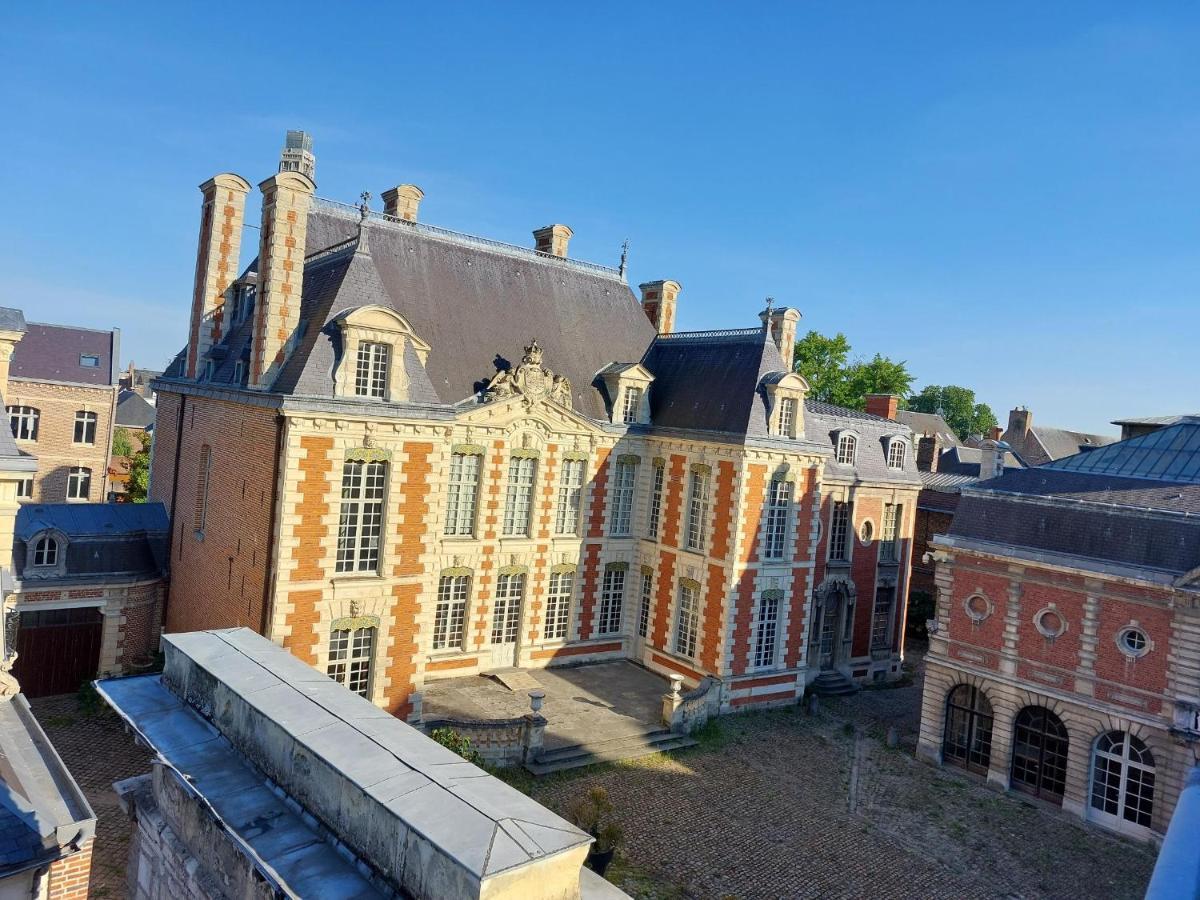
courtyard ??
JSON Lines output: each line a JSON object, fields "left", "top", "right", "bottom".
{"left": 30, "top": 656, "right": 1156, "bottom": 900}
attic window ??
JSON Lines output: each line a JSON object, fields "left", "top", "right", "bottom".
{"left": 79, "top": 354, "right": 100, "bottom": 368}
{"left": 355, "top": 342, "right": 390, "bottom": 399}
{"left": 33, "top": 535, "right": 58, "bottom": 567}
{"left": 836, "top": 433, "right": 858, "bottom": 466}
{"left": 887, "top": 439, "right": 907, "bottom": 469}
{"left": 621, "top": 387, "right": 643, "bottom": 424}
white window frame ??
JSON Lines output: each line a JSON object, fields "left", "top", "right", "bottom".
{"left": 828, "top": 500, "right": 852, "bottom": 562}
{"left": 16, "top": 477, "right": 32, "bottom": 500}
{"left": 33, "top": 536, "right": 58, "bottom": 567}
{"left": 502, "top": 456, "right": 537, "bottom": 537}
{"left": 647, "top": 461, "right": 665, "bottom": 540}
{"left": 686, "top": 468, "right": 710, "bottom": 552}
{"left": 880, "top": 503, "right": 901, "bottom": 562}
{"left": 886, "top": 438, "right": 907, "bottom": 469}
{"left": 778, "top": 397, "right": 797, "bottom": 438}
{"left": 835, "top": 432, "right": 858, "bottom": 466}
{"left": 491, "top": 572, "right": 525, "bottom": 644}
{"left": 544, "top": 570, "right": 574, "bottom": 640}
{"left": 73, "top": 410, "right": 98, "bottom": 445}
{"left": 621, "top": 386, "right": 643, "bottom": 424}
{"left": 66, "top": 466, "right": 91, "bottom": 501}
{"left": 354, "top": 341, "right": 390, "bottom": 399}
{"left": 638, "top": 570, "right": 653, "bottom": 638}
{"left": 752, "top": 590, "right": 781, "bottom": 669}
{"left": 7, "top": 406, "right": 38, "bottom": 442}
{"left": 555, "top": 458, "right": 585, "bottom": 536}
{"left": 598, "top": 567, "right": 625, "bottom": 635}
{"left": 327, "top": 625, "right": 375, "bottom": 698}
{"left": 1090, "top": 731, "right": 1156, "bottom": 833}
{"left": 871, "top": 583, "right": 895, "bottom": 650}
{"left": 609, "top": 459, "right": 636, "bottom": 536}
{"left": 444, "top": 452, "right": 482, "bottom": 537}
{"left": 335, "top": 460, "right": 386, "bottom": 574}
{"left": 674, "top": 582, "right": 699, "bottom": 658}
{"left": 763, "top": 479, "right": 793, "bottom": 560}
{"left": 433, "top": 574, "right": 470, "bottom": 651}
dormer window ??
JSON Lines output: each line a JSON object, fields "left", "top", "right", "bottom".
{"left": 598, "top": 363, "right": 654, "bottom": 426}
{"left": 836, "top": 433, "right": 858, "bottom": 466}
{"left": 762, "top": 372, "right": 808, "bottom": 438}
{"left": 355, "top": 342, "right": 390, "bottom": 398}
{"left": 886, "top": 438, "right": 907, "bottom": 469}
{"left": 33, "top": 535, "right": 58, "bottom": 567}
{"left": 621, "top": 386, "right": 643, "bottom": 424}
{"left": 779, "top": 397, "right": 797, "bottom": 438}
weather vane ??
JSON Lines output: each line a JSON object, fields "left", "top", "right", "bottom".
{"left": 618, "top": 239, "right": 630, "bottom": 278}
{"left": 358, "top": 191, "right": 372, "bottom": 221}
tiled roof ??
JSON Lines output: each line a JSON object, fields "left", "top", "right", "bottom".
{"left": 1029, "top": 424, "right": 1116, "bottom": 461}
{"left": 115, "top": 389, "right": 156, "bottom": 430}
{"left": 896, "top": 410, "right": 960, "bottom": 446}
{"left": 10, "top": 323, "right": 116, "bottom": 386}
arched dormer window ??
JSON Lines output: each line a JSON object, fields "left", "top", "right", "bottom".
{"left": 761, "top": 372, "right": 808, "bottom": 439}
{"left": 333, "top": 306, "right": 430, "bottom": 403}
{"left": 885, "top": 436, "right": 908, "bottom": 470}
{"left": 26, "top": 530, "right": 68, "bottom": 579}
{"left": 33, "top": 535, "right": 58, "bottom": 567}
{"left": 835, "top": 431, "right": 858, "bottom": 466}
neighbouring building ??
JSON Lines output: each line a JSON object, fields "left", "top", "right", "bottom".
{"left": 1000, "top": 405, "right": 1114, "bottom": 466}
{"left": 148, "top": 133, "right": 919, "bottom": 723}
{"left": 119, "top": 362, "right": 163, "bottom": 401}
{"left": 916, "top": 417, "right": 1200, "bottom": 840}
{"left": 99, "top": 628, "right": 619, "bottom": 900}
{"left": 1111, "top": 413, "right": 1198, "bottom": 442}
{"left": 2, "top": 309, "right": 120, "bottom": 503}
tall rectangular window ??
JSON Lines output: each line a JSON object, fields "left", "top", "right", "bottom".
{"left": 491, "top": 573, "right": 525, "bottom": 644}
{"left": 502, "top": 456, "right": 537, "bottom": 536}
{"left": 872, "top": 584, "right": 895, "bottom": 650}
{"left": 555, "top": 458, "right": 585, "bottom": 536}
{"left": 433, "top": 574, "right": 469, "bottom": 650}
{"left": 67, "top": 467, "right": 91, "bottom": 501}
{"left": 544, "top": 570, "right": 574, "bottom": 640}
{"left": 686, "top": 468, "right": 710, "bottom": 552}
{"left": 638, "top": 570, "right": 653, "bottom": 638}
{"left": 336, "top": 460, "right": 386, "bottom": 573}
{"left": 647, "top": 461, "right": 664, "bottom": 540}
{"left": 674, "top": 582, "right": 699, "bottom": 658}
{"left": 15, "top": 477, "right": 32, "bottom": 500}
{"left": 598, "top": 567, "right": 625, "bottom": 634}
{"left": 880, "top": 503, "right": 901, "bottom": 562}
{"left": 778, "top": 397, "right": 797, "bottom": 437}
{"left": 193, "top": 445, "right": 212, "bottom": 533}
{"left": 762, "top": 479, "right": 793, "bottom": 560}
{"left": 828, "top": 500, "right": 852, "bottom": 562}
{"left": 7, "top": 406, "right": 38, "bottom": 442}
{"left": 444, "top": 452, "right": 481, "bottom": 536}
{"left": 609, "top": 459, "right": 636, "bottom": 536}
{"left": 621, "top": 386, "right": 643, "bottom": 424}
{"left": 327, "top": 625, "right": 375, "bottom": 698}
{"left": 354, "top": 342, "right": 390, "bottom": 398}
{"left": 887, "top": 440, "right": 906, "bottom": 469}
{"left": 753, "top": 591, "right": 781, "bottom": 668}
{"left": 73, "top": 411, "right": 97, "bottom": 445}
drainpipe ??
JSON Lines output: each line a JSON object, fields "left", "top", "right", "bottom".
{"left": 1145, "top": 764, "right": 1200, "bottom": 899}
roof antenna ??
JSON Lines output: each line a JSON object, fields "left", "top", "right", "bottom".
{"left": 618, "top": 239, "right": 630, "bottom": 279}
{"left": 356, "top": 191, "right": 371, "bottom": 255}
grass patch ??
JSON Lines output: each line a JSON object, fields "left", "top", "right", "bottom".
{"left": 605, "top": 853, "right": 685, "bottom": 900}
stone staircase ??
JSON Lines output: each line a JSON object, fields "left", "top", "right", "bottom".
{"left": 485, "top": 667, "right": 543, "bottom": 693}
{"left": 811, "top": 671, "right": 859, "bottom": 697}
{"left": 525, "top": 727, "right": 697, "bottom": 776}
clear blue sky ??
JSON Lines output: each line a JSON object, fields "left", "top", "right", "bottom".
{"left": 2, "top": 3, "right": 1197, "bottom": 435}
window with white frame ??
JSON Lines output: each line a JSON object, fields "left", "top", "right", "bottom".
{"left": 502, "top": 456, "right": 537, "bottom": 536}
{"left": 491, "top": 573, "right": 525, "bottom": 644}
{"left": 7, "top": 406, "right": 38, "bottom": 442}
{"left": 647, "top": 461, "right": 664, "bottom": 539}
{"left": 16, "top": 477, "right": 32, "bottom": 500}
{"left": 621, "top": 386, "right": 643, "bottom": 424}
{"left": 686, "top": 467, "right": 710, "bottom": 552}
{"left": 33, "top": 535, "right": 58, "bottom": 567}
{"left": 327, "top": 624, "right": 375, "bottom": 697}
{"left": 763, "top": 479, "right": 793, "bottom": 560}
{"left": 880, "top": 503, "right": 901, "bottom": 562}
{"left": 233, "top": 360, "right": 246, "bottom": 385}
{"left": 871, "top": 584, "right": 895, "bottom": 650}
{"left": 193, "top": 445, "right": 212, "bottom": 534}
{"left": 354, "top": 341, "right": 390, "bottom": 398}
{"left": 609, "top": 458, "right": 636, "bottom": 536}
{"left": 638, "top": 570, "right": 653, "bottom": 638}
{"left": 598, "top": 566, "right": 625, "bottom": 634}
{"left": 73, "top": 411, "right": 97, "bottom": 445}
{"left": 67, "top": 467, "right": 91, "bottom": 501}
{"left": 444, "top": 452, "right": 481, "bottom": 536}
{"left": 433, "top": 574, "right": 469, "bottom": 650}
{"left": 674, "top": 582, "right": 699, "bottom": 657}
{"left": 753, "top": 590, "right": 781, "bottom": 668}
{"left": 887, "top": 439, "right": 906, "bottom": 469}
{"left": 828, "top": 500, "right": 852, "bottom": 561}
{"left": 79, "top": 353, "right": 100, "bottom": 368}
{"left": 778, "top": 397, "right": 798, "bottom": 438}
{"left": 835, "top": 433, "right": 857, "bottom": 466}
{"left": 1091, "top": 731, "right": 1155, "bottom": 829}
{"left": 335, "top": 460, "right": 386, "bottom": 573}
{"left": 544, "top": 570, "right": 574, "bottom": 640}
{"left": 555, "top": 458, "right": 585, "bottom": 535}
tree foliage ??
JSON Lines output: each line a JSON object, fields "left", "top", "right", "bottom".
{"left": 791, "top": 331, "right": 913, "bottom": 410}
{"left": 908, "top": 385, "right": 999, "bottom": 441}
{"left": 127, "top": 434, "right": 152, "bottom": 503}
{"left": 111, "top": 427, "right": 133, "bottom": 458}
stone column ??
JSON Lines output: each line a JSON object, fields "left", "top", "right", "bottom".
{"left": 662, "top": 673, "right": 683, "bottom": 728}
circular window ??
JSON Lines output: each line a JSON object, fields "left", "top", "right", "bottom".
{"left": 860, "top": 520, "right": 875, "bottom": 545}
{"left": 965, "top": 594, "right": 991, "bottom": 622}
{"left": 1034, "top": 608, "right": 1066, "bottom": 639}
{"left": 1118, "top": 626, "right": 1150, "bottom": 658}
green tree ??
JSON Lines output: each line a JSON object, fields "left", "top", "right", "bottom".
{"left": 127, "top": 435, "right": 152, "bottom": 503}
{"left": 843, "top": 354, "right": 914, "bottom": 407}
{"left": 908, "top": 385, "right": 998, "bottom": 441}
{"left": 792, "top": 331, "right": 913, "bottom": 410}
{"left": 111, "top": 427, "right": 133, "bottom": 458}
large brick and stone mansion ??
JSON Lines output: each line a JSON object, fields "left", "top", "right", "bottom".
{"left": 150, "top": 133, "right": 921, "bottom": 719}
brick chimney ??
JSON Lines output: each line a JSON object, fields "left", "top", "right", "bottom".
{"left": 988, "top": 424, "right": 1002, "bottom": 441}
{"left": 187, "top": 174, "right": 252, "bottom": 379}
{"left": 916, "top": 434, "right": 943, "bottom": 473}
{"left": 382, "top": 184, "right": 423, "bottom": 222}
{"left": 640, "top": 280, "right": 680, "bottom": 334}
{"left": 533, "top": 224, "right": 572, "bottom": 258}
{"left": 758, "top": 305, "right": 802, "bottom": 362}
{"left": 1007, "top": 407, "right": 1031, "bottom": 440}
{"left": 248, "top": 171, "right": 315, "bottom": 390}
{"left": 865, "top": 394, "right": 900, "bottom": 421}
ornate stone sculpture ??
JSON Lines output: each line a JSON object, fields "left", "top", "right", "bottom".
{"left": 485, "top": 339, "right": 572, "bottom": 409}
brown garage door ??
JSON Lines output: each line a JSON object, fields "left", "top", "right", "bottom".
{"left": 13, "top": 607, "right": 104, "bottom": 698}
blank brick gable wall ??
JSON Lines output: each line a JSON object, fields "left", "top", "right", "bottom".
{"left": 160, "top": 396, "right": 280, "bottom": 635}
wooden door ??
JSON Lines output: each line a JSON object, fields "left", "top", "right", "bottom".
{"left": 13, "top": 607, "right": 104, "bottom": 698}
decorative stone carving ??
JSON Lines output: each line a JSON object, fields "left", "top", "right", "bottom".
{"left": 485, "top": 340, "right": 572, "bottom": 409}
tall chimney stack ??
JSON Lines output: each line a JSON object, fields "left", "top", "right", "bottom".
{"left": 1007, "top": 406, "right": 1031, "bottom": 440}
{"left": 382, "top": 184, "right": 424, "bottom": 222}
{"left": 248, "top": 170, "right": 315, "bottom": 390}
{"left": 916, "top": 434, "right": 943, "bottom": 473}
{"left": 533, "top": 224, "right": 572, "bottom": 258}
{"left": 640, "top": 280, "right": 680, "bottom": 335}
{"left": 187, "top": 174, "right": 252, "bottom": 379}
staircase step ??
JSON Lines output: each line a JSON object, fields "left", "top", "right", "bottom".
{"left": 537, "top": 728, "right": 672, "bottom": 763}
{"left": 525, "top": 736, "right": 698, "bottom": 775}
{"left": 484, "top": 667, "right": 542, "bottom": 693}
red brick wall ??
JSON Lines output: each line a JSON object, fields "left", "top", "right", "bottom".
{"left": 161, "top": 394, "right": 280, "bottom": 635}
{"left": 46, "top": 838, "right": 93, "bottom": 899}
{"left": 117, "top": 581, "right": 165, "bottom": 667}
{"left": 730, "top": 464, "right": 767, "bottom": 675}
{"left": 785, "top": 467, "right": 818, "bottom": 667}
{"left": 577, "top": 448, "right": 611, "bottom": 639}
{"left": 650, "top": 454, "right": 687, "bottom": 648}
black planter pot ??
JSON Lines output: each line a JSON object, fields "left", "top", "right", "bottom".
{"left": 586, "top": 847, "right": 615, "bottom": 877}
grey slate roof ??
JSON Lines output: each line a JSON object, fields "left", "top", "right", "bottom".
{"left": 1111, "top": 414, "right": 1198, "bottom": 428}
{"left": 1029, "top": 425, "right": 1116, "bottom": 461}
{"left": 115, "top": 389, "right": 156, "bottom": 430}
{"left": 804, "top": 400, "right": 923, "bottom": 485}
{"left": 10, "top": 323, "right": 117, "bottom": 386}
{"left": 936, "top": 446, "right": 1023, "bottom": 478}
{"left": 896, "top": 410, "right": 960, "bottom": 446}
{"left": 14, "top": 503, "right": 169, "bottom": 580}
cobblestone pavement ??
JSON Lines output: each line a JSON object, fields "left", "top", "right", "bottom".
{"left": 30, "top": 693, "right": 153, "bottom": 899}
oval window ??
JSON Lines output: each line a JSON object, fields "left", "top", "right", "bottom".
{"left": 1118, "top": 627, "right": 1149, "bottom": 658}
{"left": 1035, "top": 608, "right": 1066, "bottom": 638}
{"left": 860, "top": 520, "right": 874, "bottom": 545}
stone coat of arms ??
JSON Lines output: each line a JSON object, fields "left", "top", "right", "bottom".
{"left": 485, "top": 339, "right": 572, "bottom": 409}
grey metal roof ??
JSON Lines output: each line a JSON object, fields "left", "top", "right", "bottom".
{"left": 937, "top": 446, "right": 1024, "bottom": 478}
{"left": 1111, "top": 414, "right": 1198, "bottom": 427}
{"left": 804, "top": 400, "right": 923, "bottom": 485}
{"left": 0, "top": 308, "right": 26, "bottom": 334}
{"left": 15, "top": 502, "right": 168, "bottom": 541}
{"left": 1043, "top": 419, "right": 1200, "bottom": 483}
{"left": 10, "top": 323, "right": 116, "bottom": 386}
{"left": 14, "top": 503, "right": 168, "bottom": 580}
{"left": 115, "top": 389, "right": 156, "bottom": 430}
{"left": 895, "top": 410, "right": 960, "bottom": 446}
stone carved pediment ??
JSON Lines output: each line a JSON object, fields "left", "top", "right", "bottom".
{"left": 485, "top": 339, "right": 572, "bottom": 410}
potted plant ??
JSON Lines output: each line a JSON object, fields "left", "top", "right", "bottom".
{"left": 566, "top": 787, "right": 624, "bottom": 877}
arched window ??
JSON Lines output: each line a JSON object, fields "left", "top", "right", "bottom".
{"left": 1011, "top": 706, "right": 1070, "bottom": 803}
{"left": 1091, "top": 731, "right": 1155, "bottom": 830}
{"left": 67, "top": 467, "right": 91, "bottom": 501}
{"left": 887, "top": 438, "right": 907, "bottom": 469}
{"left": 835, "top": 433, "right": 857, "bottom": 466}
{"left": 33, "top": 536, "right": 58, "bottom": 568}
{"left": 943, "top": 684, "right": 993, "bottom": 775}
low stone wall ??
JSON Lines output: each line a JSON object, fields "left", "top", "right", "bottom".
{"left": 663, "top": 675, "right": 723, "bottom": 734}
{"left": 422, "top": 714, "right": 546, "bottom": 767}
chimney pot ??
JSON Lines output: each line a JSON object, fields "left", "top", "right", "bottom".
{"left": 533, "top": 224, "right": 573, "bottom": 258}
{"left": 865, "top": 394, "right": 900, "bottom": 421}
{"left": 639, "top": 280, "right": 681, "bottom": 335}
{"left": 382, "top": 184, "right": 424, "bottom": 222}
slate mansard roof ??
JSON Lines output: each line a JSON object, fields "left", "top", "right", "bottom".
{"left": 10, "top": 322, "right": 118, "bottom": 387}
{"left": 14, "top": 502, "right": 169, "bottom": 580}
{"left": 803, "top": 401, "right": 923, "bottom": 485}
